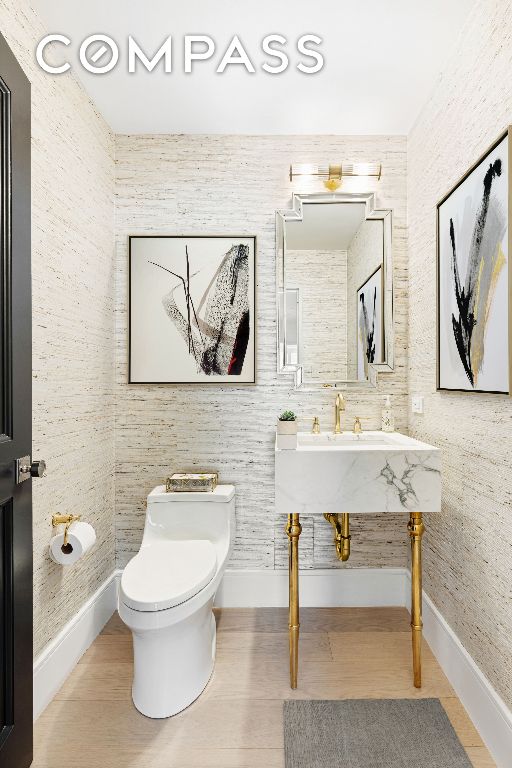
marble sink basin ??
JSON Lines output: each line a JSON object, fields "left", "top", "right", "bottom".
{"left": 275, "top": 431, "right": 441, "bottom": 515}
{"left": 297, "top": 432, "right": 403, "bottom": 447}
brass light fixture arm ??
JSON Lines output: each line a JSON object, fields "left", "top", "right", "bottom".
{"left": 408, "top": 511, "right": 424, "bottom": 688}
{"left": 286, "top": 513, "right": 302, "bottom": 689}
{"left": 324, "top": 512, "right": 351, "bottom": 562}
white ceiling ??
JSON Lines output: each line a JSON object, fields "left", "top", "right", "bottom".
{"left": 32, "top": 0, "right": 476, "bottom": 135}
{"left": 286, "top": 203, "right": 366, "bottom": 250}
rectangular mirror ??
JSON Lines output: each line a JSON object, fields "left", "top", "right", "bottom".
{"left": 276, "top": 192, "right": 393, "bottom": 387}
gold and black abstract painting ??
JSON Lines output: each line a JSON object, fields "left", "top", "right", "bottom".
{"left": 437, "top": 130, "right": 509, "bottom": 394}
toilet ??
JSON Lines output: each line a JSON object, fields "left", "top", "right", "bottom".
{"left": 118, "top": 484, "right": 235, "bottom": 718}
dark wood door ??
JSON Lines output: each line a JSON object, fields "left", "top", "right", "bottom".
{"left": 0, "top": 31, "right": 33, "bottom": 768}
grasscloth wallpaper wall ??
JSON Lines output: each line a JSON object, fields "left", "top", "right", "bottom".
{"left": 114, "top": 135, "right": 409, "bottom": 571}
{"left": 408, "top": 0, "right": 512, "bottom": 710}
{"left": 1, "top": 0, "right": 116, "bottom": 656}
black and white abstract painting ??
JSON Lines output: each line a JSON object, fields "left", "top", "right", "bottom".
{"left": 438, "top": 132, "right": 509, "bottom": 393}
{"left": 357, "top": 265, "right": 383, "bottom": 381}
{"left": 129, "top": 236, "right": 255, "bottom": 383}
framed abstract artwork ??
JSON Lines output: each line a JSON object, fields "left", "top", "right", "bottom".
{"left": 357, "top": 264, "right": 384, "bottom": 381}
{"left": 437, "top": 129, "right": 511, "bottom": 394}
{"left": 129, "top": 235, "right": 256, "bottom": 383}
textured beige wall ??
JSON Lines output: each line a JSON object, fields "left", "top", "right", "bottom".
{"left": 1, "top": 0, "right": 116, "bottom": 655}
{"left": 286, "top": 249, "right": 348, "bottom": 381}
{"left": 115, "top": 134, "right": 409, "bottom": 571}
{"left": 408, "top": 0, "right": 512, "bottom": 709}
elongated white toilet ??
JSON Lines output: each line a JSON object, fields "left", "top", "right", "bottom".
{"left": 118, "top": 484, "right": 235, "bottom": 718}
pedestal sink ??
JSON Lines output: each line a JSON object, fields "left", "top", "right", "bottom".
{"left": 275, "top": 430, "right": 441, "bottom": 691}
{"left": 275, "top": 431, "right": 441, "bottom": 515}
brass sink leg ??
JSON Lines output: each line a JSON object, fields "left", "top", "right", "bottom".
{"left": 408, "top": 511, "right": 425, "bottom": 688}
{"left": 286, "top": 513, "right": 302, "bottom": 689}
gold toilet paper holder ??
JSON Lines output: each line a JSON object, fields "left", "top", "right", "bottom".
{"left": 52, "top": 514, "right": 81, "bottom": 548}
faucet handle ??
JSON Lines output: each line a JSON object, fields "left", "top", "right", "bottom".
{"left": 353, "top": 417, "right": 363, "bottom": 434}
{"left": 352, "top": 416, "right": 373, "bottom": 435}
{"left": 312, "top": 416, "right": 320, "bottom": 434}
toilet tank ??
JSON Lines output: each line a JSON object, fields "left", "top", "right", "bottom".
{"left": 141, "top": 485, "right": 236, "bottom": 548}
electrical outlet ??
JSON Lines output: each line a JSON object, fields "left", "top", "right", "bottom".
{"left": 411, "top": 395, "right": 424, "bottom": 414}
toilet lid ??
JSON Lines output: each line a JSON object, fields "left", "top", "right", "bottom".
{"left": 120, "top": 540, "right": 217, "bottom": 612}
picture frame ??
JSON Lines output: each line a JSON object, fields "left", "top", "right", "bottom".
{"left": 356, "top": 264, "right": 384, "bottom": 381}
{"left": 129, "top": 235, "right": 256, "bottom": 384}
{"left": 436, "top": 128, "right": 511, "bottom": 395}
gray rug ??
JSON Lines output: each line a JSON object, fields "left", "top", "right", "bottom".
{"left": 284, "top": 699, "right": 473, "bottom": 768}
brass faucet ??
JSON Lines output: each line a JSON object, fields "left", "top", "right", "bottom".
{"left": 334, "top": 393, "right": 345, "bottom": 434}
{"left": 312, "top": 416, "right": 320, "bottom": 434}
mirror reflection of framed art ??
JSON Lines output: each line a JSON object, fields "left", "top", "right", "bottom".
{"left": 357, "top": 264, "right": 384, "bottom": 382}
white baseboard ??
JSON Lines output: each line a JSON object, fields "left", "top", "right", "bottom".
{"left": 214, "top": 567, "right": 408, "bottom": 607}
{"left": 405, "top": 573, "right": 512, "bottom": 768}
{"left": 33, "top": 572, "right": 118, "bottom": 720}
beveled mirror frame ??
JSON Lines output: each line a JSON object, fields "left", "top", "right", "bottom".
{"left": 276, "top": 191, "right": 394, "bottom": 389}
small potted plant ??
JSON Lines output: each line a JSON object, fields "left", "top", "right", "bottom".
{"left": 276, "top": 410, "right": 298, "bottom": 450}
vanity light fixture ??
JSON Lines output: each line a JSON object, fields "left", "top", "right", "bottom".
{"left": 289, "top": 162, "right": 382, "bottom": 190}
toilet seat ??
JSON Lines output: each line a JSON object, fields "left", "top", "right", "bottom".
{"left": 120, "top": 540, "right": 217, "bottom": 612}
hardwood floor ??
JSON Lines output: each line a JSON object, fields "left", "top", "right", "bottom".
{"left": 33, "top": 608, "right": 496, "bottom": 767}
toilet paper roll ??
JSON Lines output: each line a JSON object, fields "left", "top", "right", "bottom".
{"left": 49, "top": 521, "right": 96, "bottom": 566}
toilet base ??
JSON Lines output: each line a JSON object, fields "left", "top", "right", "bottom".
{"left": 130, "top": 597, "right": 217, "bottom": 718}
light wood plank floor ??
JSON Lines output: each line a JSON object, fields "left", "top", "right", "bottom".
{"left": 33, "top": 608, "right": 495, "bottom": 767}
